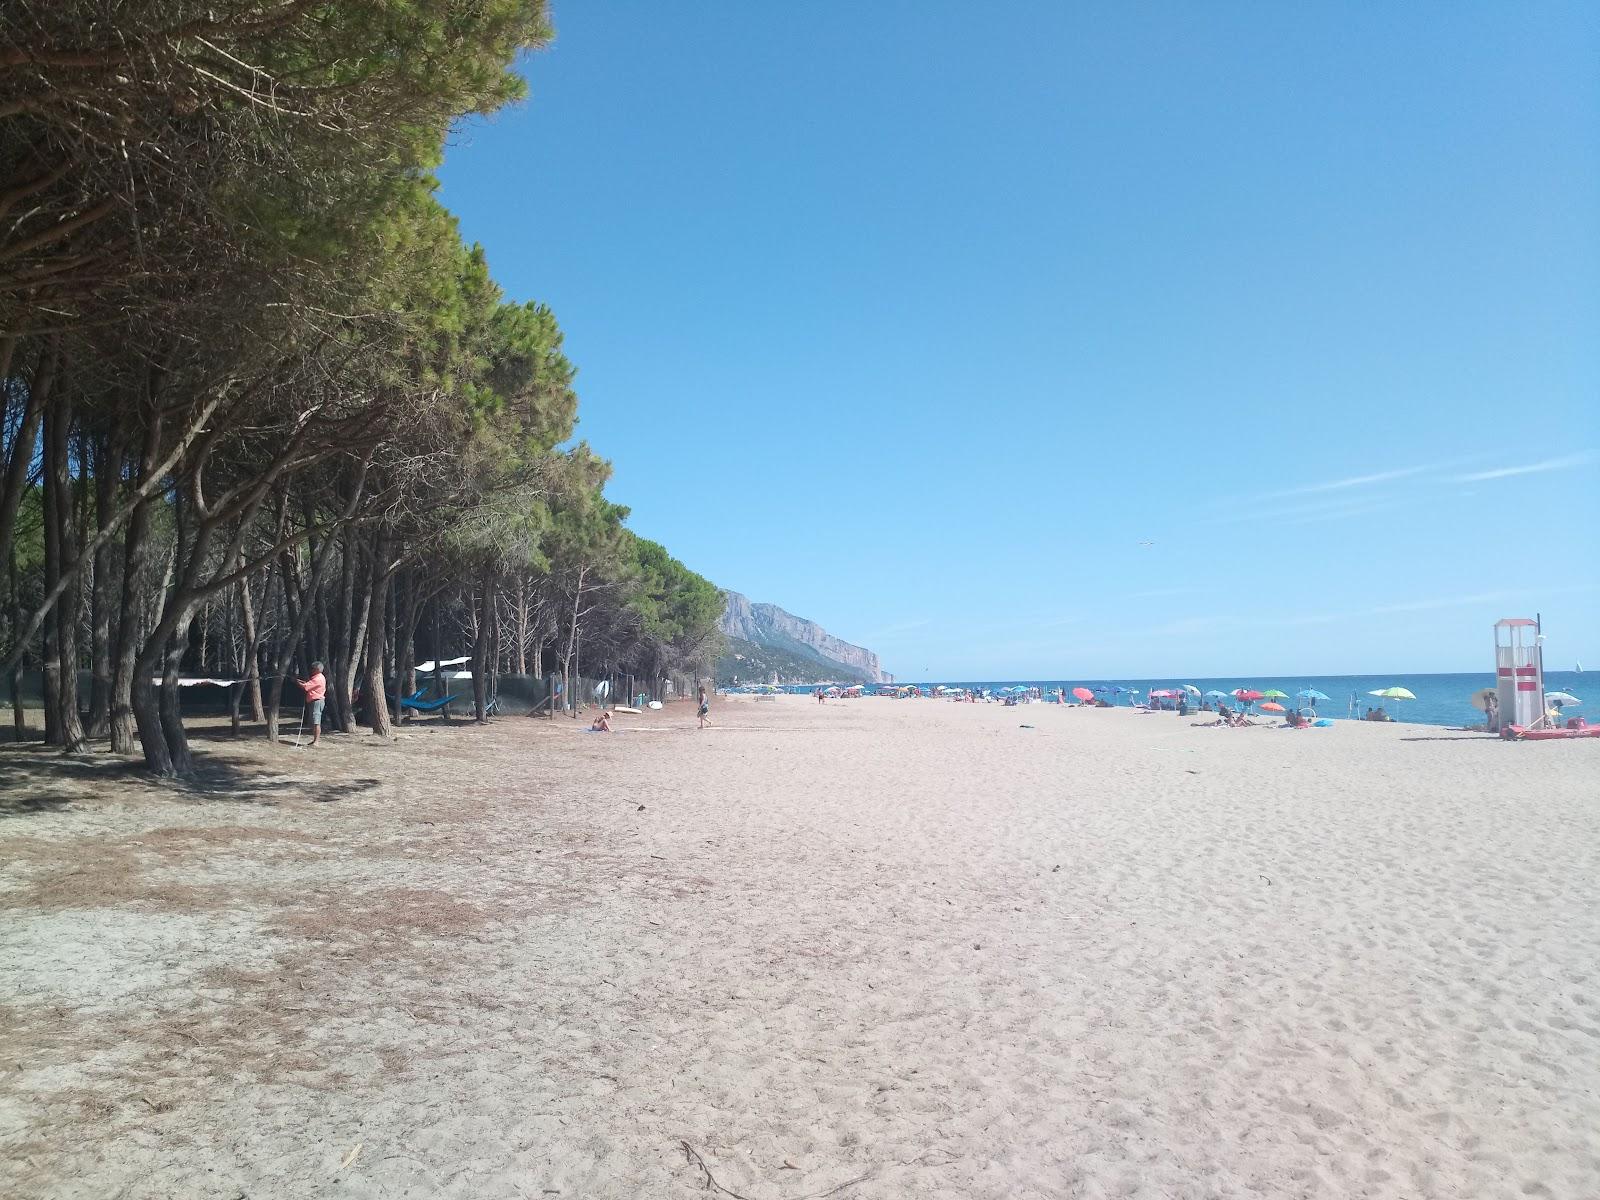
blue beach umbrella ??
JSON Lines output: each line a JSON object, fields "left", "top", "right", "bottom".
{"left": 1297, "top": 689, "right": 1330, "bottom": 702}
{"left": 1204, "top": 690, "right": 1229, "bottom": 699}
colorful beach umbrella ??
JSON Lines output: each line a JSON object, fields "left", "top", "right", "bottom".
{"left": 1297, "top": 689, "right": 1330, "bottom": 702}
{"left": 1181, "top": 684, "right": 1201, "bottom": 696}
{"left": 1545, "top": 691, "right": 1581, "bottom": 706}
{"left": 1260, "top": 702, "right": 1286, "bottom": 713}
{"left": 1204, "top": 690, "right": 1229, "bottom": 699}
{"left": 1232, "top": 689, "right": 1265, "bottom": 702}
{"left": 1260, "top": 689, "right": 1289, "bottom": 699}
{"left": 1369, "top": 687, "right": 1415, "bottom": 701}
{"left": 1072, "top": 687, "right": 1093, "bottom": 701}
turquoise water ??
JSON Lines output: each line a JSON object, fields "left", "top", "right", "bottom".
{"left": 867, "top": 671, "right": 1590, "bottom": 729}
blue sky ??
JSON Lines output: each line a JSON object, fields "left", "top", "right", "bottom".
{"left": 438, "top": 2, "right": 1599, "bottom": 678}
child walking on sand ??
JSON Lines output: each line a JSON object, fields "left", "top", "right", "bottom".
{"left": 697, "top": 685, "right": 712, "bottom": 729}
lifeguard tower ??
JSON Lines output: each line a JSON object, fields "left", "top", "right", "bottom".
{"left": 1494, "top": 618, "right": 1544, "bottom": 730}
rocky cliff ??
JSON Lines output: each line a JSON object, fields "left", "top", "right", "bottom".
{"left": 719, "top": 592, "right": 890, "bottom": 683}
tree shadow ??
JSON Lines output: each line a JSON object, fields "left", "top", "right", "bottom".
{"left": 0, "top": 745, "right": 378, "bottom": 816}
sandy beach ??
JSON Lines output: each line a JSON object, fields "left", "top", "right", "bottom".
{"left": 2, "top": 696, "right": 1597, "bottom": 1199}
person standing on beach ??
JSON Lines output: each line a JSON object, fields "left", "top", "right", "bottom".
{"left": 296, "top": 661, "right": 327, "bottom": 747}
{"left": 698, "top": 685, "right": 712, "bottom": 729}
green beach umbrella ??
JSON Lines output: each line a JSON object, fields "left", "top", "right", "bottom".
{"left": 1260, "top": 689, "right": 1289, "bottom": 699}
{"left": 1370, "top": 686, "right": 1416, "bottom": 701}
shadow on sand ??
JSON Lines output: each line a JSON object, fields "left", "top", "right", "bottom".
{"left": 0, "top": 742, "right": 383, "bottom": 818}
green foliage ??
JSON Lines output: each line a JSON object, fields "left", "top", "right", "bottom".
{"left": 717, "top": 637, "right": 873, "bottom": 686}
{"left": 2, "top": 0, "right": 741, "bottom": 734}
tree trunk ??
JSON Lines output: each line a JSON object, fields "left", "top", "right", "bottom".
{"left": 156, "top": 615, "right": 198, "bottom": 775}
{"left": 0, "top": 338, "right": 46, "bottom": 580}
{"left": 85, "top": 434, "right": 123, "bottom": 738}
{"left": 513, "top": 576, "right": 528, "bottom": 674}
{"left": 392, "top": 571, "right": 419, "bottom": 724}
{"left": 562, "top": 566, "right": 585, "bottom": 718}
{"left": 432, "top": 601, "right": 448, "bottom": 720}
{"left": 110, "top": 400, "right": 163, "bottom": 754}
{"left": 340, "top": 548, "right": 370, "bottom": 734}
{"left": 364, "top": 532, "right": 393, "bottom": 738}
{"left": 8, "top": 542, "right": 25, "bottom": 740}
{"left": 238, "top": 577, "right": 265, "bottom": 722}
{"left": 472, "top": 568, "right": 491, "bottom": 722}
{"left": 129, "top": 656, "right": 170, "bottom": 774}
{"left": 40, "top": 357, "right": 86, "bottom": 751}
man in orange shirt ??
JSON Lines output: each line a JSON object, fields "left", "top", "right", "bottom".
{"left": 297, "top": 660, "right": 327, "bottom": 747}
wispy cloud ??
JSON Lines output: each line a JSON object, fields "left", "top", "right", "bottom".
{"left": 1452, "top": 451, "right": 1596, "bottom": 483}
{"left": 1261, "top": 463, "right": 1442, "bottom": 500}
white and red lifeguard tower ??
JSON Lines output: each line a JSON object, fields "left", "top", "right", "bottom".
{"left": 1493, "top": 618, "right": 1544, "bottom": 730}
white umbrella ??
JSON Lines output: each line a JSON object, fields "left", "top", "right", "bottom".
{"left": 1545, "top": 691, "right": 1581, "bottom": 706}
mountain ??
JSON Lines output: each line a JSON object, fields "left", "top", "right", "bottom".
{"left": 718, "top": 637, "right": 875, "bottom": 686}
{"left": 716, "top": 592, "right": 891, "bottom": 684}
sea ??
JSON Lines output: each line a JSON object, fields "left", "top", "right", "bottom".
{"left": 790, "top": 671, "right": 1590, "bottom": 730}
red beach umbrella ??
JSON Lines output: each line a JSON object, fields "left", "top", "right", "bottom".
{"left": 1259, "top": 701, "right": 1285, "bottom": 713}
{"left": 1072, "top": 687, "right": 1094, "bottom": 702}
{"left": 1233, "top": 689, "right": 1265, "bottom": 702}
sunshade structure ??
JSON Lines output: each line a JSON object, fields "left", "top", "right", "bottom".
{"left": 1469, "top": 687, "right": 1497, "bottom": 711}
{"left": 1204, "top": 690, "right": 1230, "bottom": 700}
{"left": 1181, "top": 685, "right": 1202, "bottom": 697}
{"left": 1369, "top": 687, "right": 1416, "bottom": 701}
{"left": 1149, "top": 689, "right": 1181, "bottom": 698}
{"left": 1072, "top": 687, "right": 1094, "bottom": 702}
{"left": 1260, "top": 689, "right": 1289, "bottom": 700}
{"left": 415, "top": 656, "right": 470, "bottom": 673}
{"left": 1297, "top": 689, "right": 1331, "bottom": 702}
{"left": 1545, "top": 691, "right": 1581, "bottom": 706}
{"left": 1232, "top": 689, "right": 1265, "bottom": 702}
{"left": 1260, "top": 702, "right": 1286, "bottom": 713}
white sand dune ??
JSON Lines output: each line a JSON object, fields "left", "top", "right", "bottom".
{"left": 2, "top": 696, "right": 1597, "bottom": 1198}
